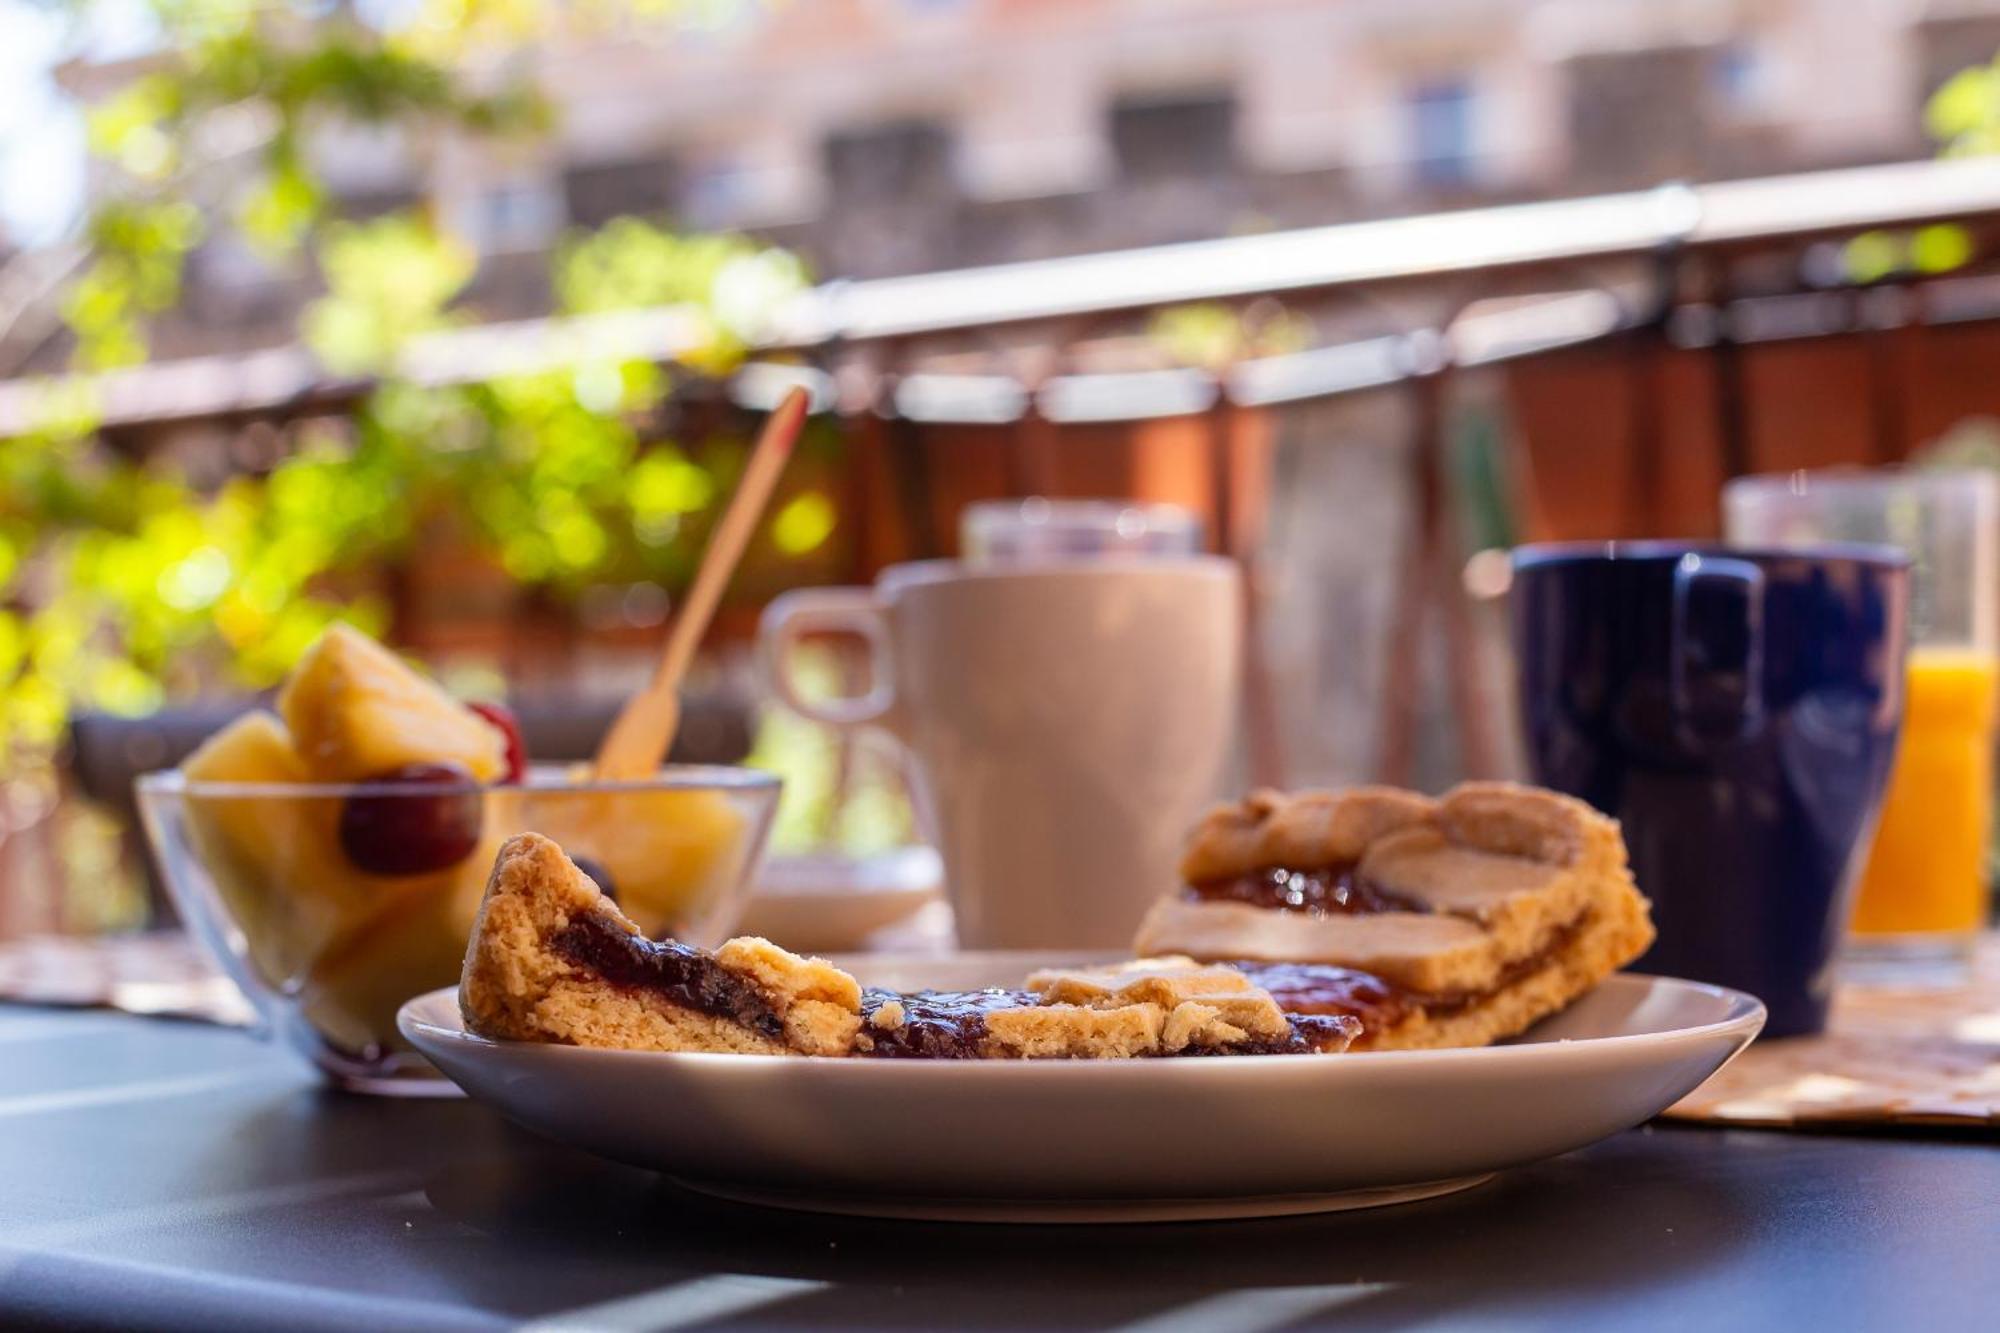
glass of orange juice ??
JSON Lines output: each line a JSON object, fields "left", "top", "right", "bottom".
{"left": 1726, "top": 468, "right": 1998, "bottom": 982}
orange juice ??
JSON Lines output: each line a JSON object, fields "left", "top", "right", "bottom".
{"left": 1848, "top": 646, "right": 1998, "bottom": 936}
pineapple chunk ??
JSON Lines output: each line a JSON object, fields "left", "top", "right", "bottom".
{"left": 537, "top": 783, "right": 748, "bottom": 938}
{"left": 181, "top": 711, "right": 356, "bottom": 986}
{"left": 278, "top": 624, "right": 504, "bottom": 782}
{"left": 302, "top": 815, "right": 509, "bottom": 1054}
{"left": 181, "top": 709, "right": 505, "bottom": 993}
{"left": 183, "top": 709, "right": 310, "bottom": 787}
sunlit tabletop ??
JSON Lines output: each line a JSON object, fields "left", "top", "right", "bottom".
{"left": 1, "top": 1000, "right": 1996, "bottom": 1332}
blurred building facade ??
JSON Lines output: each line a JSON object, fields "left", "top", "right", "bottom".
{"left": 55, "top": 0, "right": 2000, "bottom": 361}
{"left": 14, "top": 1, "right": 2000, "bottom": 930}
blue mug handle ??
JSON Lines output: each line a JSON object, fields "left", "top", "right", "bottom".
{"left": 1671, "top": 553, "right": 1766, "bottom": 743}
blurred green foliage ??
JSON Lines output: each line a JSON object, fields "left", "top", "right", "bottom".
{"left": 1829, "top": 56, "right": 2000, "bottom": 288}
{"left": 1147, "top": 301, "right": 1312, "bottom": 371}
{"left": 1842, "top": 223, "right": 1976, "bottom": 284}
{"left": 305, "top": 216, "right": 478, "bottom": 374}
{"left": 64, "top": 199, "right": 209, "bottom": 370}
{"left": 0, "top": 0, "right": 826, "bottom": 779}
{"left": 1928, "top": 52, "right": 2000, "bottom": 157}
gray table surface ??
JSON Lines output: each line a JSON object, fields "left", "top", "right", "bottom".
{"left": 1, "top": 1002, "right": 1994, "bottom": 1333}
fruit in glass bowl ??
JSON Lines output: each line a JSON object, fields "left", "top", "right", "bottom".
{"left": 531, "top": 773, "right": 752, "bottom": 939}
{"left": 277, "top": 624, "right": 509, "bottom": 782}
{"left": 139, "top": 625, "right": 779, "bottom": 1092}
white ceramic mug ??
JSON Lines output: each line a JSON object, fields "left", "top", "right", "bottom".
{"left": 759, "top": 558, "right": 1241, "bottom": 949}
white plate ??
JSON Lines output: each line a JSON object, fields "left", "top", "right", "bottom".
{"left": 733, "top": 848, "right": 942, "bottom": 953}
{"left": 399, "top": 955, "right": 1763, "bottom": 1223}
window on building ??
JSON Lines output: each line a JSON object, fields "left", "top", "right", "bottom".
{"left": 1711, "top": 43, "right": 1771, "bottom": 113}
{"left": 1917, "top": 16, "right": 2000, "bottom": 101}
{"left": 562, "top": 157, "right": 679, "bottom": 229}
{"left": 1409, "top": 77, "right": 1477, "bottom": 187}
{"left": 1565, "top": 49, "right": 1706, "bottom": 186}
{"left": 679, "top": 154, "right": 752, "bottom": 229}
{"left": 475, "top": 179, "right": 561, "bottom": 251}
{"left": 1109, "top": 93, "right": 1237, "bottom": 181}
{"left": 823, "top": 121, "right": 957, "bottom": 206}
{"left": 334, "top": 185, "right": 422, "bottom": 221}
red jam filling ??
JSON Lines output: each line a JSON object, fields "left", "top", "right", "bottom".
{"left": 1186, "top": 864, "right": 1428, "bottom": 916}
{"left": 550, "top": 914, "right": 785, "bottom": 1041}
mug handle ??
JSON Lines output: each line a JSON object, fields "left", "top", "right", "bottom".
{"left": 1671, "top": 553, "right": 1766, "bottom": 741}
{"left": 758, "top": 587, "right": 896, "bottom": 729}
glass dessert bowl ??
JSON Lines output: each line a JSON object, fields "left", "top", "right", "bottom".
{"left": 140, "top": 763, "right": 779, "bottom": 1093}
{"left": 134, "top": 623, "right": 778, "bottom": 1093}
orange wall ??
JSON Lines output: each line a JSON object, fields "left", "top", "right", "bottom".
{"left": 1505, "top": 323, "right": 2000, "bottom": 543}
{"left": 849, "top": 414, "right": 1227, "bottom": 572}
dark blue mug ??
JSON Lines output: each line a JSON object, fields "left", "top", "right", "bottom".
{"left": 1511, "top": 543, "right": 1910, "bottom": 1037}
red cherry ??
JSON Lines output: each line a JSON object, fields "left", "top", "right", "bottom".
{"left": 468, "top": 701, "right": 526, "bottom": 782}
{"left": 338, "top": 763, "right": 484, "bottom": 876}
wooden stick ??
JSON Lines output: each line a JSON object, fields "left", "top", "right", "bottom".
{"left": 593, "top": 386, "right": 810, "bottom": 779}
